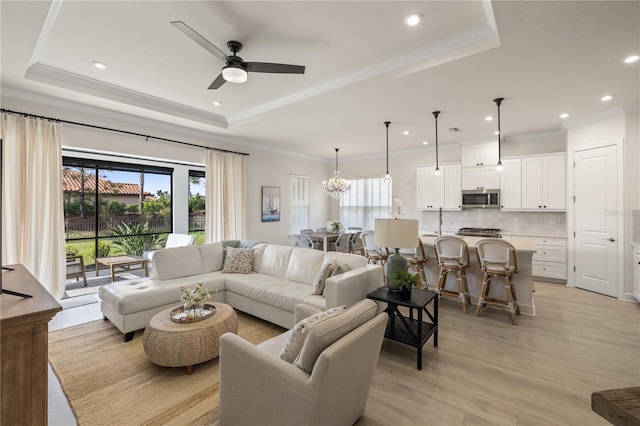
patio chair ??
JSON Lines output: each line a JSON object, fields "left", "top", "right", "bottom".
{"left": 143, "top": 233, "right": 196, "bottom": 260}
{"left": 66, "top": 254, "right": 87, "bottom": 287}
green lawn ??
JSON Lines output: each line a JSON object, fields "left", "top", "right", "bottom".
{"left": 66, "top": 231, "right": 206, "bottom": 267}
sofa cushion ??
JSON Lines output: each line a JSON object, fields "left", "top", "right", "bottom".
{"left": 312, "top": 259, "right": 336, "bottom": 295}
{"left": 279, "top": 305, "right": 345, "bottom": 363}
{"left": 285, "top": 247, "right": 326, "bottom": 285}
{"left": 255, "top": 244, "right": 293, "bottom": 278}
{"left": 153, "top": 245, "right": 204, "bottom": 280}
{"left": 99, "top": 271, "right": 226, "bottom": 315}
{"left": 224, "top": 274, "right": 312, "bottom": 312}
{"left": 200, "top": 242, "right": 224, "bottom": 273}
{"left": 294, "top": 299, "right": 377, "bottom": 373}
{"left": 222, "top": 247, "right": 255, "bottom": 274}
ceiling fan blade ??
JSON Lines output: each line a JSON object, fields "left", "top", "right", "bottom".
{"left": 245, "top": 62, "right": 305, "bottom": 74}
{"left": 170, "top": 21, "right": 227, "bottom": 61}
{"left": 208, "top": 73, "right": 226, "bottom": 90}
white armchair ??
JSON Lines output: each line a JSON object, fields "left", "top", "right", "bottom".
{"left": 219, "top": 301, "right": 387, "bottom": 426}
{"left": 143, "top": 233, "right": 195, "bottom": 260}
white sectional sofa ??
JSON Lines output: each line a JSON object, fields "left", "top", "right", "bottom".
{"left": 99, "top": 240, "right": 384, "bottom": 341}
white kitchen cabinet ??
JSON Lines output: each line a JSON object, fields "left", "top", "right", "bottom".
{"left": 416, "top": 164, "right": 460, "bottom": 211}
{"left": 461, "top": 142, "right": 499, "bottom": 167}
{"left": 500, "top": 158, "right": 522, "bottom": 209}
{"left": 634, "top": 245, "right": 640, "bottom": 302}
{"left": 521, "top": 154, "right": 566, "bottom": 211}
{"left": 515, "top": 236, "right": 567, "bottom": 282}
{"left": 416, "top": 165, "right": 444, "bottom": 210}
{"left": 444, "top": 163, "right": 462, "bottom": 210}
{"left": 461, "top": 166, "right": 500, "bottom": 190}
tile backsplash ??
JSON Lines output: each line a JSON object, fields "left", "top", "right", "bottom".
{"left": 419, "top": 209, "right": 567, "bottom": 236}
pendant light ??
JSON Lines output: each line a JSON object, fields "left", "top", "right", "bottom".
{"left": 494, "top": 97, "right": 504, "bottom": 171}
{"left": 322, "top": 148, "right": 351, "bottom": 200}
{"left": 433, "top": 111, "right": 441, "bottom": 176}
{"left": 384, "top": 121, "right": 391, "bottom": 181}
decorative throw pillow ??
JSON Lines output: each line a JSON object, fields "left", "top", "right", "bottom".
{"left": 222, "top": 247, "right": 254, "bottom": 274}
{"left": 330, "top": 263, "right": 351, "bottom": 277}
{"left": 279, "top": 305, "right": 345, "bottom": 363}
{"left": 312, "top": 260, "right": 336, "bottom": 295}
{"left": 294, "top": 299, "right": 377, "bottom": 373}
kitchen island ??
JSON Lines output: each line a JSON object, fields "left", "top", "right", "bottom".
{"left": 419, "top": 236, "right": 538, "bottom": 316}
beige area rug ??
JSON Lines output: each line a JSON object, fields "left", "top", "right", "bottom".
{"left": 49, "top": 312, "right": 284, "bottom": 425}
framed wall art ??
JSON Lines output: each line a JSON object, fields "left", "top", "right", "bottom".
{"left": 261, "top": 186, "right": 280, "bottom": 222}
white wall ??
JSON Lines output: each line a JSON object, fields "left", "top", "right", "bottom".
{"left": 566, "top": 110, "right": 639, "bottom": 301}
{"left": 3, "top": 95, "right": 331, "bottom": 246}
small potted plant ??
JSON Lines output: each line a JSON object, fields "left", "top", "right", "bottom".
{"left": 389, "top": 271, "right": 419, "bottom": 299}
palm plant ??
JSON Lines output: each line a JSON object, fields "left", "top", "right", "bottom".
{"left": 110, "top": 221, "right": 166, "bottom": 256}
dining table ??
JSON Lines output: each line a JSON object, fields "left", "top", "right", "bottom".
{"left": 308, "top": 231, "right": 340, "bottom": 252}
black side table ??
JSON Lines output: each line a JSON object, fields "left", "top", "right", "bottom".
{"left": 367, "top": 286, "right": 438, "bottom": 370}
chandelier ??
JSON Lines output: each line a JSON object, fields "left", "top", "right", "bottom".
{"left": 322, "top": 148, "right": 351, "bottom": 200}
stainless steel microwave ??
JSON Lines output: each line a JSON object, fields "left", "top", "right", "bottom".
{"left": 461, "top": 189, "right": 500, "bottom": 208}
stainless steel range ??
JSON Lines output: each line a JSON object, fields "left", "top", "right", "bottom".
{"left": 457, "top": 227, "right": 501, "bottom": 238}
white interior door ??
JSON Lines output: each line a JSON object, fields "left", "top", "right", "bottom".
{"left": 574, "top": 145, "right": 618, "bottom": 297}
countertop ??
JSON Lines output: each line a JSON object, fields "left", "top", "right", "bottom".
{"left": 420, "top": 235, "right": 537, "bottom": 253}
{"left": 499, "top": 231, "right": 568, "bottom": 239}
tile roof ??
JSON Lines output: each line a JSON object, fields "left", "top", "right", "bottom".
{"left": 63, "top": 169, "right": 145, "bottom": 196}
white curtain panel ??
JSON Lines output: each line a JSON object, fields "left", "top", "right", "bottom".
{"left": 205, "top": 150, "right": 247, "bottom": 243}
{"left": 1, "top": 113, "right": 66, "bottom": 299}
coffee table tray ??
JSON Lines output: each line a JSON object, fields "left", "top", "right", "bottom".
{"left": 170, "top": 304, "right": 216, "bottom": 323}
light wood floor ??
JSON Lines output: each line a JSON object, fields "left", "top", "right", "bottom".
{"left": 49, "top": 282, "right": 639, "bottom": 425}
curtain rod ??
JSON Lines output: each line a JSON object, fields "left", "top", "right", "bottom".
{"left": 0, "top": 108, "right": 249, "bottom": 156}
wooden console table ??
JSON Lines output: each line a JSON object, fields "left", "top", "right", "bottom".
{"left": 1, "top": 264, "right": 62, "bottom": 426}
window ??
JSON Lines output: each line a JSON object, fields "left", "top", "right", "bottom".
{"left": 63, "top": 157, "right": 173, "bottom": 268}
{"left": 188, "top": 170, "right": 206, "bottom": 245}
{"left": 340, "top": 177, "right": 392, "bottom": 230}
{"left": 290, "top": 175, "right": 310, "bottom": 234}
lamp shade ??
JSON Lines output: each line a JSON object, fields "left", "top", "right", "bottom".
{"left": 374, "top": 218, "right": 419, "bottom": 249}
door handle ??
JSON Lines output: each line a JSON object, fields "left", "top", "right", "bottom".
{"left": 602, "top": 237, "right": 616, "bottom": 242}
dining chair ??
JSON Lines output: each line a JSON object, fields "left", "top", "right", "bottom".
{"left": 316, "top": 227, "right": 327, "bottom": 232}
{"left": 360, "top": 231, "right": 389, "bottom": 266}
{"left": 328, "top": 232, "right": 351, "bottom": 253}
{"left": 347, "top": 227, "right": 363, "bottom": 232}
{"left": 300, "top": 229, "right": 314, "bottom": 234}
{"left": 349, "top": 231, "right": 364, "bottom": 255}
{"left": 294, "top": 234, "right": 323, "bottom": 250}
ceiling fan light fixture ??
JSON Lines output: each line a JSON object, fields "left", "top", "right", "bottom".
{"left": 222, "top": 65, "right": 248, "bottom": 83}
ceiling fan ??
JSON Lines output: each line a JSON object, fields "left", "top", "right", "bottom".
{"left": 170, "top": 21, "right": 306, "bottom": 90}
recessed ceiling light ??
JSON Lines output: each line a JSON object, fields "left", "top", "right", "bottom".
{"left": 494, "top": 131, "right": 500, "bottom": 135}
{"left": 560, "top": 113, "right": 569, "bottom": 119}
{"left": 422, "top": 141, "right": 428, "bottom": 145}
{"left": 624, "top": 55, "right": 639, "bottom": 63}
{"left": 485, "top": 116, "right": 494, "bottom": 122}
{"left": 403, "top": 130, "right": 410, "bottom": 135}
{"left": 601, "top": 95, "right": 613, "bottom": 102}
{"left": 212, "top": 101, "right": 222, "bottom": 106}
{"left": 404, "top": 13, "right": 422, "bottom": 27}
{"left": 92, "top": 61, "right": 107, "bottom": 70}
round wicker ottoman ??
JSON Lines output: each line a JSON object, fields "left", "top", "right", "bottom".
{"left": 142, "top": 302, "right": 238, "bottom": 374}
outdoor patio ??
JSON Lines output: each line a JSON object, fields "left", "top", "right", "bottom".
{"left": 61, "top": 266, "right": 149, "bottom": 310}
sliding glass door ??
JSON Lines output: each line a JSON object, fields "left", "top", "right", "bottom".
{"left": 63, "top": 157, "right": 173, "bottom": 268}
